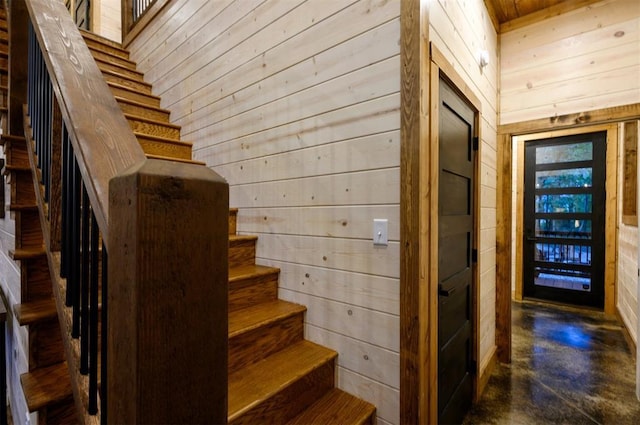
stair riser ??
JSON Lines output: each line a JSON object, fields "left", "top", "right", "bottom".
{"left": 15, "top": 210, "right": 43, "bottom": 250}
{"left": 84, "top": 38, "right": 129, "bottom": 60}
{"left": 28, "top": 320, "right": 64, "bottom": 371}
{"left": 88, "top": 47, "right": 136, "bottom": 70}
{"left": 229, "top": 272, "right": 279, "bottom": 312}
{"left": 4, "top": 138, "right": 30, "bottom": 168}
{"left": 117, "top": 99, "right": 170, "bottom": 122}
{"left": 230, "top": 361, "right": 335, "bottom": 425}
{"left": 128, "top": 118, "right": 181, "bottom": 139}
{"left": 11, "top": 171, "right": 36, "bottom": 206}
{"left": 102, "top": 72, "right": 151, "bottom": 94}
{"left": 95, "top": 59, "right": 143, "bottom": 82}
{"left": 229, "top": 313, "right": 303, "bottom": 373}
{"left": 39, "top": 397, "right": 78, "bottom": 425}
{"left": 137, "top": 136, "right": 193, "bottom": 160}
{"left": 21, "top": 257, "right": 53, "bottom": 302}
{"left": 109, "top": 84, "right": 160, "bottom": 107}
{"left": 229, "top": 239, "right": 256, "bottom": 268}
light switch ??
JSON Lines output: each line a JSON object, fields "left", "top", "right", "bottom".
{"left": 373, "top": 219, "right": 388, "bottom": 246}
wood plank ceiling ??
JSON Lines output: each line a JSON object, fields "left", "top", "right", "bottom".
{"left": 485, "top": 0, "right": 567, "bottom": 23}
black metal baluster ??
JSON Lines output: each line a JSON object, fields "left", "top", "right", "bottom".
{"left": 80, "top": 185, "right": 90, "bottom": 374}
{"left": 61, "top": 125, "right": 69, "bottom": 280}
{"left": 71, "top": 160, "right": 81, "bottom": 338}
{"left": 101, "top": 244, "right": 108, "bottom": 424}
{"left": 88, "top": 212, "right": 99, "bottom": 414}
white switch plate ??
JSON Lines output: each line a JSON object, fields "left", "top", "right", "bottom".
{"left": 373, "top": 219, "right": 388, "bottom": 246}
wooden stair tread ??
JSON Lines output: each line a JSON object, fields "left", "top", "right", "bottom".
{"left": 15, "top": 298, "right": 57, "bottom": 326}
{"left": 228, "top": 340, "right": 337, "bottom": 421}
{"left": 94, "top": 57, "right": 144, "bottom": 78}
{"left": 286, "top": 388, "right": 375, "bottom": 425}
{"left": 144, "top": 154, "right": 204, "bottom": 165}
{"left": 230, "top": 234, "right": 258, "bottom": 243}
{"left": 229, "top": 264, "right": 280, "bottom": 282}
{"left": 125, "top": 113, "right": 180, "bottom": 129}
{"left": 100, "top": 67, "right": 147, "bottom": 85}
{"left": 80, "top": 29, "right": 128, "bottom": 54}
{"left": 9, "top": 203, "right": 38, "bottom": 211}
{"left": 115, "top": 95, "right": 170, "bottom": 113}
{"left": 9, "top": 248, "right": 46, "bottom": 260}
{"left": 134, "top": 131, "right": 188, "bottom": 144}
{"left": 21, "top": 362, "right": 73, "bottom": 412}
{"left": 229, "top": 300, "right": 305, "bottom": 338}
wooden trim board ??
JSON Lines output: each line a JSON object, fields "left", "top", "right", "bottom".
{"left": 399, "top": 0, "right": 432, "bottom": 423}
{"left": 616, "top": 308, "right": 638, "bottom": 360}
{"left": 477, "top": 346, "right": 498, "bottom": 399}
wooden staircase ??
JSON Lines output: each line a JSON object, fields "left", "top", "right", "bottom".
{"left": 4, "top": 22, "right": 376, "bottom": 424}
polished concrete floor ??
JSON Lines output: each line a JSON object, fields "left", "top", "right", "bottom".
{"left": 463, "top": 301, "right": 640, "bottom": 424}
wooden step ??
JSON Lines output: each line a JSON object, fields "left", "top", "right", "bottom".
{"left": 116, "top": 96, "right": 171, "bottom": 122}
{"left": 9, "top": 203, "right": 38, "bottom": 211}
{"left": 135, "top": 132, "right": 193, "bottom": 160}
{"left": 11, "top": 171, "right": 37, "bottom": 206}
{"left": 94, "top": 57, "right": 144, "bottom": 81}
{"left": 80, "top": 29, "right": 129, "bottom": 60}
{"left": 229, "top": 208, "right": 238, "bottom": 235}
{"left": 286, "top": 388, "right": 376, "bottom": 425}
{"left": 145, "top": 153, "right": 205, "bottom": 165}
{"left": 229, "top": 264, "right": 279, "bottom": 311}
{"left": 88, "top": 46, "right": 137, "bottom": 70}
{"left": 229, "top": 300, "right": 305, "bottom": 373}
{"left": 229, "top": 235, "right": 258, "bottom": 268}
{"left": 21, "top": 362, "right": 73, "bottom": 413}
{"left": 15, "top": 298, "right": 56, "bottom": 325}
{"left": 101, "top": 69, "right": 151, "bottom": 93}
{"left": 126, "top": 114, "right": 181, "bottom": 139}
{"left": 10, "top": 247, "right": 46, "bottom": 261}
{"left": 228, "top": 340, "right": 337, "bottom": 425}
{"left": 107, "top": 82, "right": 161, "bottom": 107}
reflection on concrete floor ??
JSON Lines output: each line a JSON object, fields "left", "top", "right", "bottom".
{"left": 463, "top": 301, "right": 640, "bottom": 424}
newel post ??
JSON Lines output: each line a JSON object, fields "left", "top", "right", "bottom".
{"left": 108, "top": 159, "right": 228, "bottom": 424}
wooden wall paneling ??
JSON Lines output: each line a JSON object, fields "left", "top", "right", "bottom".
{"left": 197, "top": 94, "right": 399, "bottom": 166}
{"left": 400, "top": 0, "right": 431, "bottom": 423}
{"left": 499, "top": 0, "right": 606, "bottom": 33}
{"left": 158, "top": 0, "right": 399, "bottom": 123}
{"left": 229, "top": 169, "right": 399, "bottom": 209}
{"left": 238, "top": 205, "right": 400, "bottom": 241}
{"left": 202, "top": 57, "right": 399, "bottom": 147}
{"left": 280, "top": 289, "right": 399, "bottom": 352}
{"left": 256, "top": 233, "right": 399, "bottom": 279}
{"left": 215, "top": 131, "right": 400, "bottom": 186}
{"left": 182, "top": 19, "right": 401, "bottom": 139}
{"left": 496, "top": 133, "right": 512, "bottom": 362}
{"left": 339, "top": 367, "right": 400, "bottom": 425}
{"left": 272, "top": 260, "right": 399, "bottom": 315}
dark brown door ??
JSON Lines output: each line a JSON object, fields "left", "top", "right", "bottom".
{"left": 523, "top": 132, "right": 606, "bottom": 308}
{"left": 75, "top": 0, "right": 91, "bottom": 30}
{"left": 438, "top": 78, "right": 476, "bottom": 424}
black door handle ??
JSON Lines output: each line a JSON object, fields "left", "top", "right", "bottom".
{"left": 438, "top": 285, "right": 456, "bottom": 297}
{"left": 526, "top": 236, "right": 538, "bottom": 242}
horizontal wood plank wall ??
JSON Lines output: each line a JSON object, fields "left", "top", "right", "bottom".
{"left": 617, "top": 123, "right": 639, "bottom": 344}
{"left": 0, "top": 191, "right": 33, "bottom": 425}
{"left": 127, "top": 1, "right": 401, "bottom": 423}
{"left": 500, "top": 0, "right": 640, "bottom": 125}
{"left": 93, "top": 0, "right": 121, "bottom": 43}
{"left": 429, "top": 0, "right": 499, "bottom": 380}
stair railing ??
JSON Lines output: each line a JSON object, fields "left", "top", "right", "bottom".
{"left": 122, "top": 0, "right": 167, "bottom": 46}
{"left": 17, "top": 0, "right": 229, "bottom": 423}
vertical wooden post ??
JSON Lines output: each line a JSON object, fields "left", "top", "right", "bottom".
{"left": 8, "top": 0, "right": 29, "bottom": 137}
{"left": 496, "top": 134, "right": 512, "bottom": 363}
{"left": 108, "top": 159, "right": 228, "bottom": 424}
{"left": 120, "top": 0, "right": 132, "bottom": 44}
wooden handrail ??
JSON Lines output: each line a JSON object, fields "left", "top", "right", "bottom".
{"left": 25, "top": 0, "right": 146, "bottom": 249}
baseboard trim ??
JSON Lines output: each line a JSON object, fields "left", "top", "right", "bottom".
{"left": 616, "top": 308, "right": 637, "bottom": 360}
{"left": 476, "top": 345, "right": 498, "bottom": 402}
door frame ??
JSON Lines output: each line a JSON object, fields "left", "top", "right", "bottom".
{"left": 513, "top": 124, "right": 618, "bottom": 313}
{"left": 496, "top": 104, "right": 640, "bottom": 365}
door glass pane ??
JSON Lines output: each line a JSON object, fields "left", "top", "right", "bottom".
{"left": 535, "top": 194, "right": 592, "bottom": 213}
{"left": 534, "top": 267, "right": 591, "bottom": 292}
{"left": 536, "top": 219, "right": 592, "bottom": 238}
{"left": 536, "top": 168, "right": 592, "bottom": 188}
{"left": 536, "top": 142, "right": 593, "bottom": 164}
{"left": 535, "top": 243, "right": 592, "bottom": 265}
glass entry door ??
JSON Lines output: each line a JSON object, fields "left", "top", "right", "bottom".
{"left": 523, "top": 131, "right": 606, "bottom": 308}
